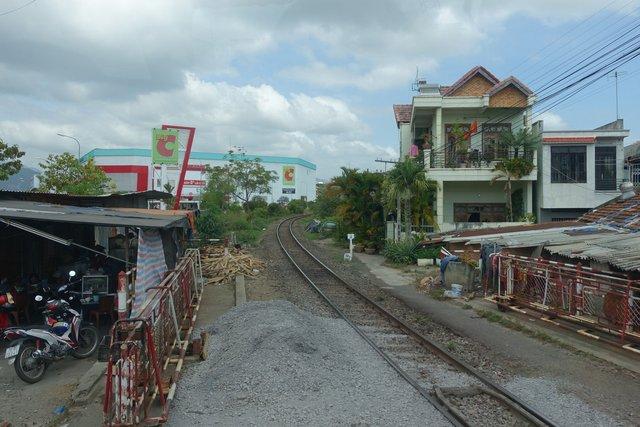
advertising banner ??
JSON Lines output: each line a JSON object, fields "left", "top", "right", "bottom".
{"left": 282, "top": 165, "right": 295, "bottom": 186}
{"left": 152, "top": 128, "right": 180, "bottom": 164}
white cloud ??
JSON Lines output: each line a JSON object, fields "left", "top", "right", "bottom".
{"left": 0, "top": 73, "right": 390, "bottom": 177}
{"left": 537, "top": 111, "right": 569, "bottom": 130}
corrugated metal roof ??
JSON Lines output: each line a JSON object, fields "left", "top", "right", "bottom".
{"left": 0, "top": 200, "right": 189, "bottom": 228}
{"left": 545, "top": 233, "right": 640, "bottom": 271}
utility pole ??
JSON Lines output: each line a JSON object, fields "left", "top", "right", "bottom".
{"left": 609, "top": 70, "right": 626, "bottom": 120}
{"left": 374, "top": 158, "right": 397, "bottom": 172}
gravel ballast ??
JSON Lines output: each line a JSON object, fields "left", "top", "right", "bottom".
{"left": 170, "top": 300, "right": 449, "bottom": 426}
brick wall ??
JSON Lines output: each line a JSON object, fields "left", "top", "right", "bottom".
{"left": 449, "top": 75, "right": 495, "bottom": 96}
{"left": 489, "top": 86, "right": 527, "bottom": 107}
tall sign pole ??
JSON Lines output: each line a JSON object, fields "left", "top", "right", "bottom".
{"left": 161, "top": 125, "right": 196, "bottom": 210}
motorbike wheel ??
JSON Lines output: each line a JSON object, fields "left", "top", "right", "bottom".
{"left": 14, "top": 342, "right": 47, "bottom": 384}
{"left": 71, "top": 325, "right": 99, "bottom": 358}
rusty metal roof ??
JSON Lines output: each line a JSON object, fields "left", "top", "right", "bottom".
{"left": 545, "top": 233, "right": 640, "bottom": 271}
{"left": 579, "top": 193, "right": 640, "bottom": 231}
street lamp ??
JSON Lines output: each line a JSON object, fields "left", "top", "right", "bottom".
{"left": 56, "top": 133, "right": 81, "bottom": 159}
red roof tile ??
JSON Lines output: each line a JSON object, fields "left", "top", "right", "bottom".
{"left": 442, "top": 66, "right": 500, "bottom": 96}
{"left": 542, "top": 137, "right": 596, "bottom": 144}
{"left": 393, "top": 104, "right": 412, "bottom": 126}
{"left": 486, "top": 76, "right": 533, "bottom": 96}
{"left": 579, "top": 193, "right": 640, "bottom": 231}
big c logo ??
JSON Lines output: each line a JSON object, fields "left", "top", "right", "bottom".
{"left": 152, "top": 128, "right": 180, "bottom": 164}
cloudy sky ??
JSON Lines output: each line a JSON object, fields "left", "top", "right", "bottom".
{"left": 1, "top": 0, "right": 639, "bottom": 179}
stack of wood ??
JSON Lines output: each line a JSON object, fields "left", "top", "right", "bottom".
{"left": 200, "top": 245, "right": 266, "bottom": 285}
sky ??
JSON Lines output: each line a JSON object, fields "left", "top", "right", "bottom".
{"left": 0, "top": 0, "right": 639, "bottom": 180}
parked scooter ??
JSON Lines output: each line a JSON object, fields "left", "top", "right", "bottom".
{"left": 2, "top": 271, "right": 100, "bottom": 383}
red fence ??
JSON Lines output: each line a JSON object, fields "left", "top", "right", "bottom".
{"left": 103, "top": 249, "right": 203, "bottom": 426}
{"left": 496, "top": 254, "right": 640, "bottom": 344}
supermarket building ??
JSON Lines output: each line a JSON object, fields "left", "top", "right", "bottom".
{"left": 81, "top": 148, "right": 317, "bottom": 203}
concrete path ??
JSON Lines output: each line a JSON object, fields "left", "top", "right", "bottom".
{"left": 355, "top": 252, "right": 640, "bottom": 374}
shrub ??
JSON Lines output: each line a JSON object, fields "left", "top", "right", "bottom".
{"left": 382, "top": 239, "right": 420, "bottom": 264}
{"left": 244, "top": 197, "right": 268, "bottom": 212}
{"left": 235, "top": 229, "right": 263, "bottom": 245}
{"left": 416, "top": 245, "right": 442, "bottom": 260}
{"left": 196, "top": 208, "right": 225, "bottom": 240}
{"left": 267, "top": 202, "right": 285, "bottom": 217}
{"left": 287, "top": 199, "right": 307, "bottom": 214}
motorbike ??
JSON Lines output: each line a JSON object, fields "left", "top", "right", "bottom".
{"left": 2, "top": 271, "right": 100, "bottom": 383}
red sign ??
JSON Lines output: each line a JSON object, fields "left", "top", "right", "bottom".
{"left": 183, "top": 179, "right": 205, "bottom": 187}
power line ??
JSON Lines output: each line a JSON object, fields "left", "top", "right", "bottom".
{"left": 509, "top": 0, "right": 620, "bottom": 76}
{"left": 0, "top": 0, "right": 37, "bottom": 17}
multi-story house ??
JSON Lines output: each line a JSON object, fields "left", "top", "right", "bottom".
{"left": 535, "top": 119, "right": 629, "bottom": 222}
{"left": 393, "top": 66, "right": 536, "bottom": 232}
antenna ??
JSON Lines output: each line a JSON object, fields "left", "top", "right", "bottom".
{"left": 608, "top": 70, "right": 627, "bottom": 120}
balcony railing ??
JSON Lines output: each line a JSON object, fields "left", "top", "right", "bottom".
{"left": 427, "top": 147, "right": 535, "bottom": 169}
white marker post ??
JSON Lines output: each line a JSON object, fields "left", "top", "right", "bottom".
{"left": 344, "top": 233, "right": 355, "bottom": 261}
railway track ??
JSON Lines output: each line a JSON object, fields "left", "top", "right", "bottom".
{"left": 277, "top": 216, "right": 557, "bottom": 427}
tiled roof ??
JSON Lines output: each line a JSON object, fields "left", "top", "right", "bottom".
{"left": 486, "top": 76, "right": 533, "bottom": 96}
{"left": 579, "top": 193, "right": 640, "bottom": 231}
{"left": 542, "top": 137, "right": 596, "bottom": 144}
{"left": 442, "top": 66, "right": 500, "bottom": 96}
{"left": 437, "top": 220, "right": 579, "bottom": 241}
{"left": 393, "top": 104, "right": 412, "bottom": 126}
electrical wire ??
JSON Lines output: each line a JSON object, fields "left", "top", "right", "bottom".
{"left": 0, "top": 0, "right": 36, "bottom": 17}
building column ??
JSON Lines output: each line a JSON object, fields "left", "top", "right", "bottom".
{"left": 525, "top": 181, "right": 533, "bottom": 214}
{"left": 436, "top": 180, "right": 444, "bottom": 231}
{"left": 434, "top": 107, "right": 443, "bottom": 150}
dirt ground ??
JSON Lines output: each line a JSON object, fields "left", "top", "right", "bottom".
{"left": 0, "top": 340, "right": 96, "bottom": 426}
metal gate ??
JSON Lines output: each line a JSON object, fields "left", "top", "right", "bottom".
{"left": 497, "top": 254, "right": 640, "bottom": 344}
{"left": 103, "top": 249, "right": 203, "bottom": 426}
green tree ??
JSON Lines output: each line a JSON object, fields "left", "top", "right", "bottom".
{"left": 204, "top": 153, "right": 277, "bottom": 208}
{"left": 491, "top": 157, "right": 534, "bottom": 222}
{"left": 490, "top": 129, "right": 539, "bottom": 221}
{"left": 325, "top": 167, "right": 385, "bottom": 246}
{"left": 38, "top": 153, "right": 113, "bottom": 195}
{"left": 499, "top": 128, "right": 538, "bottom": 159}
{"left": 382, "top": 158, "right": 438, "bottom": 236}
{"left": 0, "top": 138, "right": 24, "bottom": 181}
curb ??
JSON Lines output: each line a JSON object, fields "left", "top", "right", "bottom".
{"left": 235, "top": 274, "right": 246, "bottom": 306}
{"left": 71, "top": 361, "right": 107, "bottom": 405}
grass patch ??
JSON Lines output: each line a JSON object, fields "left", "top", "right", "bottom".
{"left": 445, "top": 341, "right": 457, "bottom": 351}
{"left": 412, "top": 314, "right": 431, "bottom": 325}
{"left": 429, "top": 288, "right": 447, "bottom": 301}
{"left": 462, "top": 303, "right": 472, "bottom": 310}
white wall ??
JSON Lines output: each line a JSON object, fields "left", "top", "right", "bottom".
{"left": 442, "top": 181, "right": 527, "bottom": 224}
{"left": 538, "top": 141, "right": 623, "bottom": 210}
{"left": 93, "top": 155, "right": 316, "bottom": 202}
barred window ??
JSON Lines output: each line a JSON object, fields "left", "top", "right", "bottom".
{"left": 551, "top": 146, "right": 586, "bottom": 183}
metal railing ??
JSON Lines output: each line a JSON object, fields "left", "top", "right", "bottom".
{"left": 428, "top": 147, "right": 535, "bottom": 169}
{"left": 103, "top": 249, "right": 203, "bottom": 426}
{"left": 496, "top": 254, "right": 640, "bottom": 344}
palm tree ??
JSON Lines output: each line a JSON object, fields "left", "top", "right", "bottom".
{"left": 499, "top": 128, "right": 538, "bottom": 159}
{"left": 383, "top": 158, "right": 438, "bottom": 236}
{"left": 491, "top": 157, "right": 535, "bottom": 221}
{"left": 491, "top": 129, "right": 539, "bottom": 221}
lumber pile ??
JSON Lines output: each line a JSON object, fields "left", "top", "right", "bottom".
{"left": 201, "top": 245, "right": 266, "bottom": 285}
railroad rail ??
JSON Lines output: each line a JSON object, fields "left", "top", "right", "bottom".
{"left": 277, "top": 216, "right": 556, "bottom": 427}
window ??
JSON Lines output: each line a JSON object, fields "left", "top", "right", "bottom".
{"left": 454, "top": 203, "right": 506, "bottom": 223}
{"left": 595, "top": 146, "right": 617, "bottom": 190}
{"left": 551, "top": 146, "right": 586, "bottom": 183}
{"left": 482, "top": 123, "right": 511, "bottom": 161}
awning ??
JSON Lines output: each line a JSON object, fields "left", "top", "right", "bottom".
{"left": 0, "top": 200, "right": 189, "bottom": 228}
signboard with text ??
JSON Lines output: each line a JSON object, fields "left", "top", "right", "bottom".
{"left": 152, "top": 128, "right": 179, "bottom": 164}
{"left": 282, "top": 165, "right": 295, "bottom": 186}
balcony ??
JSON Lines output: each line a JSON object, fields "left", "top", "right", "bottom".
{"left": 427, "top": 145, "right": 535, "bottom": 169}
